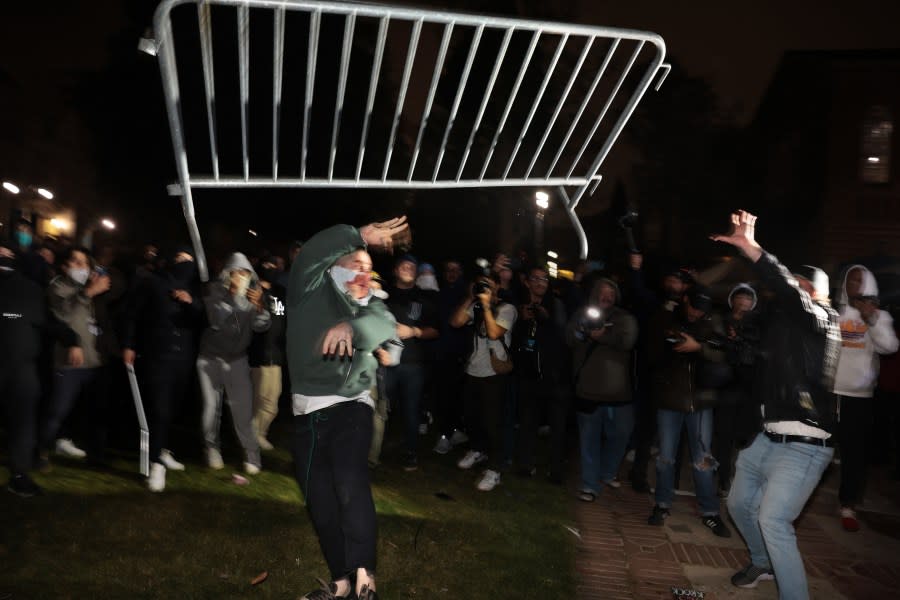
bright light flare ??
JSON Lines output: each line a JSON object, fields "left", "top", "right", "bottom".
{"left": 2, "top": 182, "right": 20, "bottom": 194}
{"left": 547, "top": 250, "right": 558, "bottom": 259}
{"left": 101, "top": 219, "right": 116, "bottom": 230}
{"left": 50, "top": 218, "right": 72, "bottom": 231}
{"left": 586, "top": 307, "right": 601, "bottom": 320}
{"left": 535, "top": 191, "right": 549, "bottom": 209}
{"left": 37, "top": 188, "right": 54, "bottom": 199}
{"left": 248, "top": 229, "right": 258, "bottom": 237}
{"left": 867, "top": 156, "right": 881, "bottom": 163}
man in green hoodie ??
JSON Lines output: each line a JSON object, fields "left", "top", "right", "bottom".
{"left": 289, "top": 217, "right": 408, "bottom": 600}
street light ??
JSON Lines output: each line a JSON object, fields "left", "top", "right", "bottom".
{"left": 37, "top": 188, "right": 54, "bottom": 199}
{"left": 2, "top": 182, "right": 20, "bottom": 194}
{"left": 101, "top": 218, "right": 116, "bottom": 230}
{"left": 535, "top": 191, "right": 549, "bottom": 210}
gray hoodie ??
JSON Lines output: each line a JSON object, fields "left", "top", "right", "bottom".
{"left": 199, "top": 253, "right": 271, "bottom": 360}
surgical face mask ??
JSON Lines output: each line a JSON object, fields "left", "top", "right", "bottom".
{"left": 416, "top": 274, "right": 439, "bottom": 292}
{"left": 15, "top": 231, "right": 32, "bottom": 249}
{"left": 233, "top": 272, "right": 251, "bottom": 297}
{"left": 330, "top": 265, "right": 371, "bottom": 304}
{"left": 69, "top": 267, "right": 90, "bottom": 286}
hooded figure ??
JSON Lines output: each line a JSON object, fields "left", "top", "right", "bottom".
{"left": 834, "top": 264, "right": 899, "bottom": 398}
{"left": 197, "top": 252, "right": 271, "bottom": 476}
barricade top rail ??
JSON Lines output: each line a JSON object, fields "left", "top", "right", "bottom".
{"left": 148, "top": 0, "right": 669, "bottom": 279}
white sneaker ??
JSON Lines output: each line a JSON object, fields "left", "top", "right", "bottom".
{"left": 55, "top": 438, "right": 86, "bottom": 459}
{"left": 603, "top": 478, "right": 622, "bottom": 489}
{"left": 457, "top": 450, "right": 487, "bottom": 470}
{"left": 449, "top": 429, "right": 469, "bottom": 446}
{"left": 257, "top": 436, "right": 274, "bottom": 451}
{"left": 433, "top": 435, "right": 452, "bottom": 455}
{"left": 476, "top": 469, "right": 501, "bottom": 491}
{"left": 244, "top": 462, "right": 261, "bottom": 475}
{"left": 206, "top": 448, "right": 225, "bottom": 470}
{"left": 159, "top": 449, "right": 185, "bottom": 471}
{"left": 148, "top": 463, "right": 166, "bottom": 492}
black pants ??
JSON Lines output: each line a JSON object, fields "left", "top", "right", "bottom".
{"left": 292, "top": 401, "right": 377, "bottom": 580}
{"left": 434, "top": 355, "right": 465, "bottom": 437}
{"left": 628, "top": 364, "right": 655, "bottom": 486}
{"left": 462, "top": 374, "right": 506, "bottom": 470}
{"left": 1, "top": 364, "right": 40, "bottom": 474}
{"left": 516, "top": 375, "right": 569, "bottom": 476}
{"left": 141, "top": 356, "right": 195, "bottom": 464}
{"left": 838, "top": 395, "right": 873, "bottom": 507}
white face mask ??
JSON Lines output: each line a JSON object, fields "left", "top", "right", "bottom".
{"left": 233, "top": 272, "right": 251, "bottom": 297}
{"left": 330, "top": 265, "right": 371, "bottom": 305}
{"left": 69, "top": 267, "right": 90, "bottom": 286}
{"left": 416, "top": 274, "right": 439, "bottom": 292}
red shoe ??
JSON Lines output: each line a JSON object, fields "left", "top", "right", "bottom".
{"left": 840, "top": 507, "right": 860, "bottom": 532}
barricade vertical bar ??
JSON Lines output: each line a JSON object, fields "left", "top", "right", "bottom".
{"left": 479, "top": 29, "right": 541, "bottom": 180}
{"left": 356, "top": 16, "right": 389, "bottom": 180}
{"left": 272, "top": 6, "right": 285, "bottom": 179}
{"left": 566, "top": 41, "right": 644, "bottom": 179}
{"left": 559, "top": 187, "right": 589, "bottom": 259}
{"left": 238, "top": 3, "right": 250, "bottom": 180}
{"left": 502, "top": 33, "right": 568, "bottom": 179}
{"left": 407, "top": 22, "right": 453, "bottom": 181}
{"left": 524, "top": 36, "right": 594, "bottom": 178}
{"left": 301, "top": 9, "right": 321, "bottom": 180}
{"left": 544, "top": 39, "right": 619, "bottom": 178}
{"left": 431, "top": 23, "right": 483, "bottom": 182}
{"left": 456, "top": 27, "right": 513, "bottom": 181}
{"left": 382, "top": 18, "right": 422, "bottom": 181}
{"left": 329, "top": 12, "right": 356, "bottom": 180}
{"left": 155, "top": 11, "right": 209, "bottom": 280}
{"left": 198, "top": 1, "right": 220, "bottom": 179}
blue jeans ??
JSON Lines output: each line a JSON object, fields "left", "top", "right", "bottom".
{"left": 655, "top": 408, "right": 720, "bottom": 515}
{"left": 577, "top": 403, "right": 634, "bottom": 494}
{"left": 727, "top": 433, "right": 833, "bottom": 600}
{"left": 385, "top": 363, "right": 425, "bottom": 456}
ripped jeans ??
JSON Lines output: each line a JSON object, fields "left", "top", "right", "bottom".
{"left": 655, "top": 408, "right": 721, "bottom": 516}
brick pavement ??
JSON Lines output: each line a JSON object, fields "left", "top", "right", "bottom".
{"left": 572, "top": 460, "right": 900, "bottom": 599}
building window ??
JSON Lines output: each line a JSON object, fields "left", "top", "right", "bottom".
{"left": 860, "top": 105, "right": 893, "bottom": 184}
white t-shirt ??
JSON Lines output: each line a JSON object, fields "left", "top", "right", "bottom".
{"left": 464, "top": 302, "right": 517, "bottom": 377}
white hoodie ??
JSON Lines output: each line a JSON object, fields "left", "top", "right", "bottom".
{"left": 833, "top": 264, "right": 899, "bottom": 397}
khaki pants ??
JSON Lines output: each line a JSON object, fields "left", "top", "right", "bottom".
{"left": 251, "top": 365, "right": 282, "bottom": 440}
{"left": 368, "top": 380, "right": 389, "bottom": 467}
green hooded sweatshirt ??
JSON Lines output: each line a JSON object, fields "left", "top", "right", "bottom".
{"left": 286, "top": 224, "right": 396, "bottom": 399}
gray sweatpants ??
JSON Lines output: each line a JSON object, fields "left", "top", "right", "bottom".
{"left": 197, "top": 355, "right": 261, "bottom": 467}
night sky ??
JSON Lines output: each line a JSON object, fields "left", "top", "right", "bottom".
{"left": 2, "top": 0, "right": 899, "bottom": 266}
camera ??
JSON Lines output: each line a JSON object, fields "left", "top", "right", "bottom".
{"left": 474, "top": 280, "right": 491, "bottom": 296}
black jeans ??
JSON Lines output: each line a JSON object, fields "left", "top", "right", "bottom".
{"left": 292, "top": 401, "right": 377, "bottom": 580}
{"left": 462, "top": 374, "right": 506, "bottom": 470}
{"left": 1, "top": 364, "right": 40, "bottom": 474}
{"left": 434, "top": 355, "right": 465, "bottom": 437}
{"left": 713, "top": 383, "right": 757, "bottom": 490}
{"left": 516, "top": 375, "right": 569, "bottom": 476}
{"left": 838, "top": 395, "right": 873, "bottom": 507}
{"left": 140, "top": 356, "right": 195, "bottom": 464}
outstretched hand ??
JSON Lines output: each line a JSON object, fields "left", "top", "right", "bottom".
{"left": 710, "top": 210, "right": 762, "bottom": 262}
{"left": 360, "top": 216, "right": 409, "bottom": 253}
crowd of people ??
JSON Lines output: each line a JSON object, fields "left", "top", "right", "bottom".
{"left": 2, "top": 210, "right": 899, "bottom": 599}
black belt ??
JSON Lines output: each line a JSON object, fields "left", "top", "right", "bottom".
{"left": 764, "top": 430, "right": 833, "bottom": 448}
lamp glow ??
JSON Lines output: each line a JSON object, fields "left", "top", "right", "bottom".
{"left": 2, "top": 182, "right": 20, "bottom": 194}
{"left": 101, "top": 219, "right": 116, "bottom": 230}
{"left": 37, "top": 188, "right": 54, "bottom": 199}
{"left": 535, "top": 191, "right": 549, "bottom": 209}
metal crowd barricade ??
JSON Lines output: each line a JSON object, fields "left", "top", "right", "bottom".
{"left": 147, "top": 0, "right": 669, "bottom": 280}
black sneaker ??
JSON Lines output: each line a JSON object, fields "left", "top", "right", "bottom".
{"left": 648, "top": 505, "right": 670, "bottom": 525}
{"left": 701, "top": 514, "right": 732, "bottom": 537}
{"left": 7, "top": 473, "right": 44, "bottom": 498}
{"left": 402, "top": 453, "right": 418, "bottom": 472}
{"left": 731, "top": 564, "right": 775, "bottom": 588}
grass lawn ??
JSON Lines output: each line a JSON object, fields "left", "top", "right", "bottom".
{"left": 1, "top": 423, "right": 577, "bottom": 599}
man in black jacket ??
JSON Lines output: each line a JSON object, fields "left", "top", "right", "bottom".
{"left": 122, "top": 246, "right": 205, "bottom": 492}
{"left": 713, "top": 211, "right": 840, "bottom": 599}
{"left": 1, "top": 240, "right": 80, "bottom": 497}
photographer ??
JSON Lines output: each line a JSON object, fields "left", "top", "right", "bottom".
{"left": 450, "top": 272, "right": 517, "bottom": 492}
{"left": 513, "top": 266, "right": 569, "bottom": 482}
{"left": 197, "top": 252, "right": 271, "bottom": 475}
{"left": 567, "top": 278, "right": 638, "bottom": 501}
{"left": 646, "top": 285, "right": 731, "bottom": 538}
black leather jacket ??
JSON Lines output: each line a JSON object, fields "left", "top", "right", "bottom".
{"left": 752, "top": 253, "right": 840, "bottom": 433}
